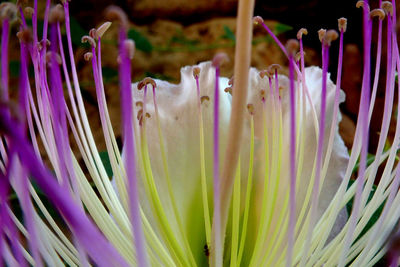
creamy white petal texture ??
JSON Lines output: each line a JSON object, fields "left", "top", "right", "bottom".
{"left": 120, "top": 63, "right": 349, "bottom": 261}
{"left": 242, "top": 66, "right": 349, "bottom": 254}
{"left": 129, "top": 62, "right": 231, "bottom": 258}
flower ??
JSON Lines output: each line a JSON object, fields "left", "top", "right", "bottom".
{"left": 0, "top": 0, "right": 399, "bottom": 267}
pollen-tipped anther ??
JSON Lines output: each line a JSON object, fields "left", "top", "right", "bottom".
{"left": 89, "top": 28, "right": 97, "bottom": 40}
{"left": 370, "top": 9, "right": 385, "bottom": 20}
{"left": 247, "top": 104, "right": 254, "bottom": 115}
{"left": 285, "top": 39, "right": 299, "bottom": 56}
{"left": 253, "top": 16, "right": 264, "bottom": 25}
{"left": 23, "top": 7, "right": 34, "bottom": 19}
{"left": 259, "top": 70, "right": 269, "bottom": 79}
{"left": 200, "top": 96, "right": 210, "bottom": 103}
{"left": 136, "top": 101, "right": 143, "bottom": 108}
{"left": 16, "top": 28, "right": 33, "bottom": 44}
{"left": 81, "top": 35, "right": 96, "bottom": 48}
{"left": 104, "top": 6, "right": 129, "bottom": 29}
{"left": 323, "top": 30, "right": 339, "bottom": 46}
{"left": 267, "top": 64, "right": 281, "bottom": 77}
{"left": 0, "top": 3, "right": 18, "bottom": 23}
{"left": 124, "top": 39, "right": 135, "bottom": 59}
{"left": 260, "top": 89, "right": 266, "bottom": 101}
{"left": 356, "top": 1, "right": 370, "bottom": 12}
{"left": 37, "top": 39, "right": 51, "bottom": 51}
{"left": 338, "top": 18, "right": 348, "bottom": 32}
{"left": 137, "top": 77, "right": 156, "bottom": 91}
{"left": 193, "top": 67, "right": 201, "bottom": 79}
{"left": 49, "top": 4, "right": 64, "bottom": 24}
{"left": 297, "top": 28, "right": 308, "bottom": 40}
{"left": 224, "top": 87, "right": 232, "bottom": 95}
{"left": 381, "top": 1, "right": 393, "bottom": 16}
{"left": 318, "top": 29, "right": 327, "bottom": 43}
{"left": 212, "top": 53, "right": 229, "bottom": 68}
{"left": 96, "top": 22, "right": 112, "bottom": 39}
{"left": 46, "top": 52, "right": 62, "bottom": 66}
{"left": 228, "top": 76, "right": 234, "bottom": 86}
{"left": 84, "top": 52, "right": 93, "bottom": 61}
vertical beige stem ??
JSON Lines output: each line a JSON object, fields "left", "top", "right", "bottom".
{"left": 211, "top": 0, "right": 255, "bottom": 266}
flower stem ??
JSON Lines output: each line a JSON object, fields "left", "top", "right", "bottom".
{"left": 211, "top": 0, "right": 255, "bottom": 266}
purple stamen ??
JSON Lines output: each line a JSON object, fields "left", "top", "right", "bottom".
{"left": 0, "top": 112, "right": 129, "bottom": 267}
{"left": 119, "top": 27, "right": 149, "bottom": 266}
{"left": 213, "top": 63, "right": 221, "bottom": 267}
{"left": 339, "top": 3, "right": 372, "bottom": 266}
{"left": 41, "top": 0, "right": 51, "bottom": 42}
{"left": 287, "top": 43, "right": 298, "bottom": 267}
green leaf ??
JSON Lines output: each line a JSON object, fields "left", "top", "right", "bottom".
{"left": 274, "top": 23, "right": 293, "bottom": 35}
{"left": 99, "top": 151, "right": 113, "bottom": 177}
{"left": 9, "top": 60, "right": 20, "bottom": 78}
{"left": 70, "top": 17, "right": 90, "bottom": 48}
{"left": 101, "top": 67, "right": 119, "bottom": 83}
{"left": 128, "top": 29, "right": 153, "bottom": 53}
{"left": 222, "top": 25, "right": 236, "bottom": 42}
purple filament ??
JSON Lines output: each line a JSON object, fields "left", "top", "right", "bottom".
{"left": 213, "top": 66, "right": 222, "bottom": 266}
{"left": 119, "top": 29, "right": 149, "bottom": 267}
{"left": 287, "top": 53, "right": 296, "bottom": 267}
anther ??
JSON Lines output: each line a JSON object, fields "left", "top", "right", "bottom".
{"left": 124, "top": 39, "right": 135, "bottom": 59}
{"left": 89, "top": 28, "right": 97, "bottom": 40}
{"left": 136, "top": 101, "right": 143, "bottom": 107}
{"left": 370, "top": 9, "right": 385, "bottom": 20}
{"left": 136, "top": 109, "right": 151, "bottom": 125}
{"left": 224, "top": 87, "right": 232, "bottom": 95}
{"left": 49, "top": 4, "right": 64, "bottom": 24}
{"left": 285, "top": 39, "right": 299, "bottom": 56}
{"left": 323, "top": 30, "right": 339, "bottom": 46}
{"left": 37, "top": 39, "right": 51, "bottom": 51}
{"left": 193, "top": 67, "right": 201, "bottom": 79}
{"left": 212, "top": 53, "right": 229, "bottom": 68}
{"left": 381, "top": 1, "right": 393, "bottom": 16}
{"left": 137, "top": 77, "right": 156, "bottom": 91}
{"left": 297, "top": 28, "right": 308, "bottom": 40}
{"left": 228, "top": 76, "right": 234, "bottom": 86}
{"left": 0, "top": 3, "right": 18, "bottom": 23}
{"left": 247, "top": 104, "right": 254, "bottom": 115}
{"left": 23, "top": 7, "right": 34, "bottom": 19}
{"left": 356, "top": 1, "right": 370, "bottom": 12}
{"left": 260, "top": 89, "right": 266, "bottom": 100}
{"left": 96, "top": 22, "right": 112, "bottom": 39}
{"left": 338, "top": 18, "right": 348, "bottom": 32}
{"left": 104, "top": 6, "right": 129, "bottom": 29}
{"left": 259, "top": 70, "right": 269, "bottom": 79}
{"left": 253, "top": 16, "right": 264, "bottom": 25}
{"left": 200, "top": 96, "right": 210, "bottom": 103}
{"left": 16, "top": 28, "right": 33, "bottom": 44}
{"left": 267, "top": 64, "right": 281, "bottom": 77}
{"left": 84, "top": 52, "right": 93, "bottom": 61}
{"left": 81, "top": 35, "right": 96, "bottom": 48}
{"left": 46, "top": 52, "right": 62, "bottom": 65}
{"left": 318, "top": 29, "right": 327, "bottom": 43}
